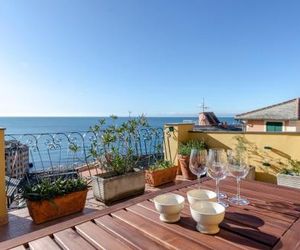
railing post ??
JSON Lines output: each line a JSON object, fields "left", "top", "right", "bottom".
{"left": 0, "top": 128, "right": 8, "bottom": 225}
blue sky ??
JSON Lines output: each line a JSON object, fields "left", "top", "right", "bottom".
{"left": 0, "top": 0, "right": 300, "bottom": 117}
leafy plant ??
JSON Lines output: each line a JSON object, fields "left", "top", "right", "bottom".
{"left": 281, "top": 159, "right": 300, "bottom": 176}
{"left": 88, "top": 115, "right": 153, "bottom": 176}
{"left": 178, "top": 140, "right": 206, "bottom": 156}
{"left": 148, "top": 160, "right": 172, "bottom": 171}
{"left": 22, "top": 178, "right": 88, "bottom": 201}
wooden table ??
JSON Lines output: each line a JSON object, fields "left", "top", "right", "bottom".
{"left": 2, "top": 177, "right": 300, "bottom": 250}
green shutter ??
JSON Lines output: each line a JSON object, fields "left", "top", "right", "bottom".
{"left": 266, "top": 122, "right": 283, "bottom": 132}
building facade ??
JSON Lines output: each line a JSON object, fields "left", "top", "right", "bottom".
{"left": 236, "top": 98, "right": 300, "bottom": 132}
{"left": 5, "top": 140, "right": 29, "bottom": 179}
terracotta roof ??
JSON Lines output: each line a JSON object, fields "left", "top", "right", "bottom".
{"left": 235, "top": 98, "right": 300, "bottom": 120}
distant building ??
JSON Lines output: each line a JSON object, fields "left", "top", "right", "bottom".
{"left": 194, "top": 112, "right": 242, "bottom": 132}
{"left": 198, "top": 112, "right": 220, "bottom": 126}
{"left": 5, "top": 140, "right": 29, "bottom": 179}
{"left": 235, "top": 98, "right": 300, "bottom": 132}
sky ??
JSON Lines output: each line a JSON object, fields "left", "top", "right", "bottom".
{"left": 0, "top": 0, "right": 300, "bottom": 117}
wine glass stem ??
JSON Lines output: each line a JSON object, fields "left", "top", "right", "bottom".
{"left": 216, "top": 179, "right": 220, "bottom": 203}
{"left": 237, "top": 178, "right": 241, "bottom": 201}
{"left": 197, "top": 176, "right": 201, "bottom": 189}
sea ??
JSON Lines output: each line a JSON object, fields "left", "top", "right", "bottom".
{"left": 0, "top": 116, "right": 235, "bottom": 134}
{"left": 1, "top": 117, "right": 235, "bottom": 172}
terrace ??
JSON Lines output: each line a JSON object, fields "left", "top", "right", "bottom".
{"left": 0, "top": 122, "right": 300, "bottom": 249}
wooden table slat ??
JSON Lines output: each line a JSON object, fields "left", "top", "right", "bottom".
{"left": 75, "top": 221, "right": 132, "bottom": 250}
{"left": 273, "top": 218, "right": 300, "bottom": 250}
{"left": 9, "top": 246, "right": 26, "bottom": 250}
{"left": 112, "top": 209, "right": 210, "bottom": 250}
{"left": 28, "top": 236, "right": 61, "bottom": 250}
{"left": 54, "top": 228, "right": 95, "bottom": 250}
{"left": 130, "top": 202, "right": 269, "bottom": 250}
{"left": 201, "top": 180, "right": 300, "bottom": 218}
{"left": 95, "top": 215, "right": 168, "bottom": 250}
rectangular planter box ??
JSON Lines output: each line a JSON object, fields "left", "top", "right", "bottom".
{"left": 277, "top": 174, "right": 300, "bottom": 189}
{"left": 145, "top": 165, "right": 177, "bottom": 187}
{"left": 92, "top": 169, "right": 145, "bottom": 204}
{"left": 27, "top": 189, "right": 88, "bottom": 224}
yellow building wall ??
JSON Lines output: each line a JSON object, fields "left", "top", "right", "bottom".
{"left": 164, "top": 124, "right": 300, "bottom": 184}
{"left": 0, "top": 129, "right": 8, "bottom": 225}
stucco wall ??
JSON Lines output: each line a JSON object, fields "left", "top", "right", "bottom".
{"left": 246, "top": 120, "right": 265, "bottom": 132}
{"left": 0, "top": 129, "right": 7, "bottom": 225}
{"left": 164, "top": 123, "right": 300, "bottom": 184}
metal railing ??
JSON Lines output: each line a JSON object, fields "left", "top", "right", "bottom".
{"left": 4, "top": 128, "right": 166, "bottom": 208}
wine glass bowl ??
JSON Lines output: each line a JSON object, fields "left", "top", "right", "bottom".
{"left": 207, "top": 149, "right": 228, "bottom": 207}
{"left": 189, "top": 149, "right": 208, "bottom": 189}
{"left": 227, "top": 150, "right": 250, "bottom": 206}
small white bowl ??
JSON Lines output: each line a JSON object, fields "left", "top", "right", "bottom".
{"left": 187, "top": 189, "right": 217, "bottom": 205}
{"left": 190, "top": 201, "right": 225, "bottom": 234}
{"left": 153, "top": 193, "right": 185, "bottom": 223}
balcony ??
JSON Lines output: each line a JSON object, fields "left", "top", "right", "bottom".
{"left": 0, "top": 123, "right": 300, "bottom": 249}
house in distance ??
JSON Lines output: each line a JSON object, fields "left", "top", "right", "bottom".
{"left": 235, "top": 98, "right": 300, "bottom": 132}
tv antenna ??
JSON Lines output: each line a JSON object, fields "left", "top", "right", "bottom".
{"left": 198, "top": 98, "right": 209, "bottom": 113}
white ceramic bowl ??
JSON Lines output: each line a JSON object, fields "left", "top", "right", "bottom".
{"left": 187, "top": 189, "right": 217, "bottom": 205}
{"left": 153, "top": 193, "right": 185, "bottom": 223}
{"left": 190, "top": 201, "right": 225, "bottom": 234}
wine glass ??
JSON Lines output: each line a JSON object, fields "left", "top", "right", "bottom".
{"left": 189, "top": 149, "right": 208, "bottom": 189}
{"left": 207, "top": 149, "right": 228, "bottom": 207}
{"left": 227, "top": 150, "right": 250, "bottom": 205}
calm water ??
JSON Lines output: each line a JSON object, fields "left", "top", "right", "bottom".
{"left": 1, "top": 116, "right": 235, "bottom": 171}
{"left": 0, "top": 116, "right": 235, "bottom": 135}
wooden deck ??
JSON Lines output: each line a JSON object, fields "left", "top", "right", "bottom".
{"left": 1, "top": 177, "right": 300, "bottom": 250}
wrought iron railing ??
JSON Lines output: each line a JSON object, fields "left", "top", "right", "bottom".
{"left": 4, "top": 128, "right": 166, "bottom": 208}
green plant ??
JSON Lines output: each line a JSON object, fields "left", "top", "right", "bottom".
{"left": 88, "top": 115, "right": 152, "bottom": 176}
{"left": 148, "top": 160, "right": 172, "bottom": 171}
{"left": 281, "top": 159, "right": 300, "bottom": 176}
{"left": 178, "top": 140, "right": 206, "bottom": 156}
{"left": 22, "top": 178, "right": 88, "bottom": 201}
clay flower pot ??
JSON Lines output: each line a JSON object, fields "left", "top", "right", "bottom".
{"left": 27, "top": 189, "right": 88, "bottom": 224}
{"left": 178, "top": 155, "right": 197, "bottom": 180}
{"left": 145, "top": 165, "right": 177, "bottom": 187}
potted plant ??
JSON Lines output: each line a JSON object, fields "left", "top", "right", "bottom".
{"left": 89, "top": 115, "right": 150, "bottom": 204}
{"left": 277, "top": 159, "right": 300, "bottom": 189}
{"left": 178, "top": 140, "right": 206, "bottom": 180}
{"left": 22, "top": 178, "right": 88, "bottom": 224}
{"left": 145, "top": 160, "right": 177, "bottom": 187}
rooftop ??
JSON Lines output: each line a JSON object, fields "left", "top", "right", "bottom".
{"left": 236, "top": 98, "right": 300, "bottom": 121}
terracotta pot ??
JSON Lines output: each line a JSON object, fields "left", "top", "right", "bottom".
{"left": 145, "top": 166, "right": 177, "bottom": 187}
{"left": 27, "top": 189, "right": 88, "bottom": 224}
{"left": 92, "top": 169, "right": 145, "bottom": 204}
{"left": 176, "top": 161, "right": 182, "bottom": 175}
{"left": 178, "top": 155, "right": 197, "bottom": 180}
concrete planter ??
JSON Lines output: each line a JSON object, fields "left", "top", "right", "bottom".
{"left": 145, "top": 166, "right": 177, "bottom": 187}
{"left": 27, "top": 190, "right": 88, "bottom": 224}
{"left": 277, "top": 174, "right": 300, "bottom": 189}
{"left": 92, "top": 169, "right": 145, "bottom": 204}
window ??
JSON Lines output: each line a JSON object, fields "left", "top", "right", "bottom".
{"left": 266, "top": 122, "right": 283, "bottom": 132}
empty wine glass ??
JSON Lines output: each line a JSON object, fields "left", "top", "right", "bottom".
{"left": 207, "top": 149, "right": 228, "bottom": 207}
{"left": 189, "top": 149, "right": 208, "bottom": 188}
{"left": 227, "top": 150, "right": 250, "bottom": 206}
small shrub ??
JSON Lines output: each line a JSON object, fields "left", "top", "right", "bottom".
{"left": 178, "top": 140, "right": 206, "bottom": 156}
{"left": 148, "top": 160, "right": 172, "bottom": 171}
{"left": 281, "top": 159, "right": 300, "bottom": 176}
{"left": 22, "top": 178, "right": 88, "bottom": 201}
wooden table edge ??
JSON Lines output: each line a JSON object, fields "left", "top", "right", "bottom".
{"left": 0, "top": 178, "right": 201, "bottom": 250}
